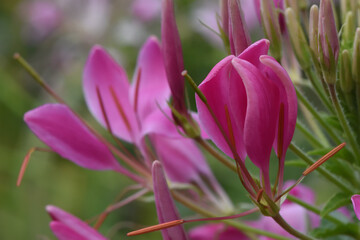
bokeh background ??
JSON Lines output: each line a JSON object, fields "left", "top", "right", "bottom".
{"left": 0, "top": 0, "right": 333, "bottom": 239}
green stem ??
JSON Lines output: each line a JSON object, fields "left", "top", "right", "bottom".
{"left": 296, "top": 121, "right": 325, "bottom": 148}
{"left": 328, "top": 84, "right": 360, "bottom": 163}
{"left": 289, "top": 143, "right": 353, "bottom": 193}
{"left": 172, "top": 192, "right": 293, "bottom": 240}
{"left": 272, "top": 213, "right": 315, "bottom": 240}
{"left": 304, "top": 68, "right": 333, "bottom": 113}
{"left": 296, "top": 87, "right": 342, "bottom": 144}
{"left": 287, "top": 195, "right": 343, "bottom": 225}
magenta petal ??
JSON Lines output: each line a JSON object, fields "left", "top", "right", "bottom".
{"left": 196, "top": 55, "right": 246, "bottom": 158}
{"left": 260, "top": 55, "right": 297, "bottom": 159}
{"left": 83, "top": 45, "right": 139, "bottom": 143}
{"left": 152, "top": 161, "right": 188, "bottom": 240}
{"left": 130, "top": 36, "right": 170, "bottom": 121}
{"left": 238, "top": 39, "right": 270, "bottom": 68}
{"left": 47, "top": 205, "right": 107, "bottom": 240}
{"left": 231, "top": 58, "right": 280, "bottom": 172}
{"left": 151, "top": 135, "right": 211, "bottom": 183}
{"left": 24, "top": 104, "right": 121, "bottom": 171}
{"left": 351, "top": 195, "right": 360, "bottom": 220}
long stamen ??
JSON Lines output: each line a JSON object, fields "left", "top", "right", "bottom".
{"left": 17, "top": 147, "right": 52, "bottom": 187}
{"left": 127, "top": 208, "right": 258, "bottom": 237}
{"left": 127, "top": 220, "right": 184, "bottom": 236}
{"left": 303, "top": 142, "right": 346, "bottom": 176}
{"left": 224, "top": 105, "right": 236, "bottom": 149}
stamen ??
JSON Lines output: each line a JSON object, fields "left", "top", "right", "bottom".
{"left": 96, "top": 86, "right": 113, "bottom": 133}
{"left": 17, "top": 147, "right": 52, "bottom": 187}
{"left": 256, "top": 189, "right": 264, "bottom": 202}
{"left": 303, "top": 142, "right": 346, "bottom": 176}
{"left": 133, "top": 68, "right": 142, "bottom": 113}
{"left": 127, "top": 219, "right": 184, "bottom": 236}
{"left": 224, "top": 104, "right": 236, "bottom": 149}
{"left": 109, "top": 86, "right": 133, "bottom": 134}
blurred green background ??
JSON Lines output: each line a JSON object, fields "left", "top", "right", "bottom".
{"left": 0, "top": 0, "right": 334, "bottom": 239}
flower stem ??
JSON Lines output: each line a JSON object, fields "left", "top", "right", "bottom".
{"left": 296, "top": 121, "right": 325, "bottom": 148}
{"left": 272, "top": 213, "right": 315, "bottom": 240}
{"left": 296, "top": 87, "right": 342, "bottom": 144}
{"left": 286, "top": 195, "right": 343, "bottom": 225}
{"left": 289, "top": 143, "right": 353, "bottom": 193}
{"left": 328, "top": 84, "right": 360, "bottom": 163}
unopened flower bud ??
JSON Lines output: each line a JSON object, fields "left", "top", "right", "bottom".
{"left": 340, "top": 50, "right": 353, "bottom": 93}
{"left": 260, "top": 0, "right": 282, "bottom": 61}
{"left": 228, "top": 0, "right": 251, "bottom": 55}
{"left": 342, "top": 12, "right": 355, "bottom": 50}
{"left": 161, "top": 0, "right": 187, "bottom": 115}
{"left": 341, "top": 0, "right": 358, "bottom": 23}
{"left": 285, "top": 8, "right": 312, "bottom": 69}
{"left": 353, "top": 28, "right": 360, "bottom": 83}
{"left": 318, "top": 0, "right": 339, "bottom": 84}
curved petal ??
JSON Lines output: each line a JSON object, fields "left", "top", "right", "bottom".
{"left": 130, "top": 36, "right": 170, "bottom": 121}
{"left": 351, "top": 195, "right": 360, "bottom": 220}
{"left": 83, "top": 45, "right": 139, "bottom": 142}
{"left": 152, "top": 161, "right": 188, "bottom": 240}
{"left": 196, "top": 55, "right": 246, "bottom": 159}
{"left": 238, "top": 39, "right": 270, "bottom": 68}
{"left": 47, "top": 205, "right": 107, "bottom": 240}
{"left": 231, "top": 58, "right": 280, "bottom": 173}
{"left": 260, "top": 55, "right": 297, "bottom": 160}
{"left": 24, "top": 104, "right": 121, "bottom": 171}
{"left": 151, "top": 135, "right": 211, "bottom": 183}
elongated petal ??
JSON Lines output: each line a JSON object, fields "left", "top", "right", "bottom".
{"left": 196, "top": 55, "right": 247, "bottom": 159}
{"left": 47, "top": 205, "right": 107, "bottom": 240}
{"left": 161, "top": 0, "right": 186, "bottom": 114}
{"left": 151, "top": 135, "right": 211, "bottom": 183}
{"left": 83, "top": 45, "right": 139, "bottom": 142}
{"left": 351, "top": 195, "right": 360, "bottom": 220}
{"left": 130, "top": 36, "right": 170, "bottom": 121}
{"left": 228, "top": 0, "right": 251, "bottom": 55}
{"left": 231, "top": 58, "right": 280, "bottom": 172}
{"left": 260, "top": 56, "right": 297, "bottom": 157}
{"left": 152, "top": 161, "right": 188, "bottom": 240}
{"left": 189, "top": 223, "right": 250, "bottom": 240}
{"left": 24, "top": 104, "right": 121, "bottom": 171}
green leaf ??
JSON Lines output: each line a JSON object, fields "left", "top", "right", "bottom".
{"left": 321, "top": 192, "right": 351, "bottom": 217}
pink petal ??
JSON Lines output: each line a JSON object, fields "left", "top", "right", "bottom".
{"left": 161, "top": 0, "right": 186, "bottom": 114}
{"left": 24, "top": 104, "right": 121, "bottom": 171}
{"left": 196, "top": 55, "right": 246, "bottom": 159}
{"left": 260, "top": 55, "right": 297, "bottom": 160}
{"left": 189, "top": 223, "right": 250, "bottom": 240}
{"left": 152, "top": 161, "right": 188, "bottom": 240}
{"left": 238, "top": 39, "right": 270, "bottom": 67}
{"left": 151, "top": 135, "right": 211, "bottom": 183}
{"left": 83, "top": 45, "right": 139, "bottom": 143}
{"left": 47, "top": 205, "right": 107, "bottom": 240}
{"left": 130, "top": 36, "right": 170, "bottom": 121}
{"left": 231, "top": 58, "right": 280, "bottom": 173}
{"left": 351, "top": 195, "right": 360, "bottom": 220}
